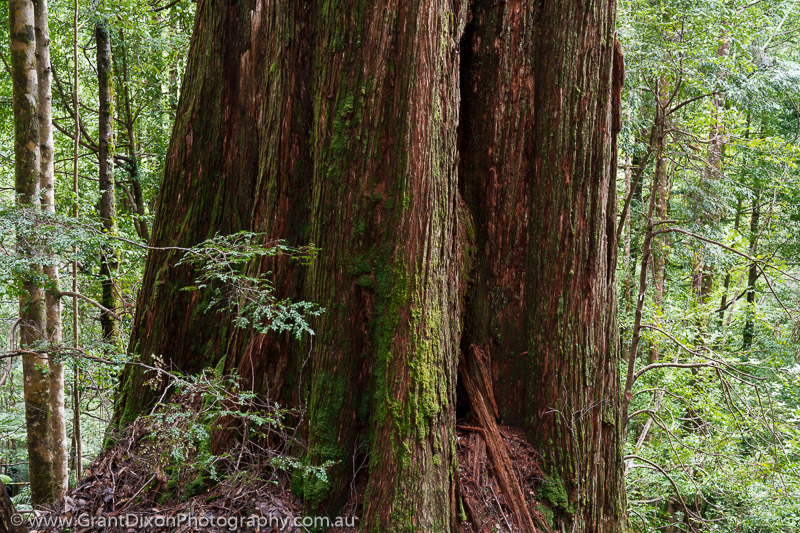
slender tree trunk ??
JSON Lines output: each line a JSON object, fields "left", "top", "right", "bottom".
{"left": 651, "top": 81, "right": 669, "bottom": 293}
{"left": 705, "top": 32, "right": 729, "bottom": 206}
{"left": 742, "top": 191, "right": 760, "bottom": 350}
{"left": 649, "top": 91, "right": 669, "bottom": 363}
{"left": 623, "top": 152, "right": 645, "bottom": 316}
{"left": 9, "top": 0, "right": 54, "bottom": 505}
{"left": 113, "top": 0, "right": 629, "bottom": 530}
{"left": 622, "top": 154, "right": 633, "bottom": 313}
{"left": 168, "top": 53, "right": 181, "bottom": 115}
{"left": 718, "top": 197, "right": 741, "bottom": 326}
{"left": 33, "top": 0, "right": 68, "bottom": 501}
{"left": 96, "top": 21, "right": 121, "bottom": 346}
{"left": 692, "top": 29, "right": 730, "bottom": 328}
{"left": 71, "top": 0, "right": 82, "bottom": 480}
{"left": 115, "top": 29, "right": 149, "bottom": 243}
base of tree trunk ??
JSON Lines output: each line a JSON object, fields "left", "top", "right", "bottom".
{"left": 0, "top": 482, "right": 26, "bottom": 533}
{"left": 460, "top": 346, "right": 550, "bottom": 533}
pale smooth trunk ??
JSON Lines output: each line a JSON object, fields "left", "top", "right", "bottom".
{"left": 34, "top": 0, "right": 68, "bottom": 500}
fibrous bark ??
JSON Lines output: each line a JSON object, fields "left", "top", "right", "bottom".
{"left": 460, "top": 3, "right": 628, "bottom": 528}
{"left": 113, "top": 0, "right": 629, "bottom": 530}
{"left": 526, "top": 5, "right": 627, "bottom": 530}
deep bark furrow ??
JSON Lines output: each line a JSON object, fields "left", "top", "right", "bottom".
{"left": 458, "top": 0, "right": 536, "bottom": 427}
{"left": 458, "top": 1, "right": 628, "bottom": 530}
{"left": 113, "top": 1, "right": 629, "bottom": 530}
{"left": 527, "top": 2, "right": 627, "bottom": 530}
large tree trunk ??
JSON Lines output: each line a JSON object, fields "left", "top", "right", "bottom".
{"left": 457, "top": 0, "right": 535, "bottom": 427}
{"left": 301, "top": 5, "right": 467, "bottom": 528}
{"left": 460, "top": 3, "right": 627, "bottom": 528}
{"left": 33, "top": 0, "right": 68, "bottom": 501}
{"left": 526, "top": 4, "right": 627, "bottom": 530}
{"left": 113, "top": 0, "right": 628, "bottom": 530}
{"left": 96, "top": 20, "right": 121, "bottom": 347}
{"left": 9, "top": 0, "right": 54, "bottom": 505}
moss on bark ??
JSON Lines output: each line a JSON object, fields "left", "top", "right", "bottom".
{"left": 10, "top": 0, "right": 54, "bottom": 505}
{"left": 113, "top": 0, "right": 631, "bottom": 530}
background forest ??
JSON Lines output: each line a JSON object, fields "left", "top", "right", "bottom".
{"left": 3, "top": 0, "right": 800, "bottom": 531}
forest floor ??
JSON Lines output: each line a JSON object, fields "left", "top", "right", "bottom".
{"left": 457, "top": 424, "right": 546, "bottom": 532}
{"left": 23, "top": 393, "right": 547, "bottom": 532}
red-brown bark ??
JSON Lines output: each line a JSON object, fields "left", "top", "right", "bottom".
{"left": 114, "top": 0, "right": 629, "bottom": 530}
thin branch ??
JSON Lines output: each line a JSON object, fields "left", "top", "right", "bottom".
{"left": 667, "top": 92, "right": 716, "bottom": 116}
{"left": 152, "top": 0, "right": 182, "bottom": 12}
{"left": 653, "top": 227, "right": 797, "bottom": 316}
{"left": 634, "top": 361, "right": 715, "bottom": 382}
{"left": 625, "top": 454, "right": 701, "bottom": 531}
{"left": 641, "top": 324, "right": 767, "bottom": 382}
{"left": 0, "top": 348, "right": 114, "bottom": 365}
{"left": 0, "top": 49, "right": 11, "bottom": 77}
{"left": 58, "top": 291, "right": 122, "bottom": 320}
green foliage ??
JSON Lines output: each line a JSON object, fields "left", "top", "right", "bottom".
{"left": 619, "top": 1, "right": 800, "bottom": 531}
{"left": 3, "top": 0, "right": 800, "bottom": 528}
{"left": 0, "top": 208, "right": 109, "bottom": 296}
{"left": 175, "top": 232, "right": 324, "bottom": 339}
{"left": 0, "top": 0, "right": 194, "bottom": 500}
{"left": 144, "top": 370, "right": 333, "bottom": 501}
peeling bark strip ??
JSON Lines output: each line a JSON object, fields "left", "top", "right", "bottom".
{"left": 113, "top": 0, "right": 628, "bottom": 530}
{"left": 460, "top": 347, "right": 538, "bottom": 532}
{"left": 10, "top": 0, "right": 54, "bottom": 505}
{"left": 460, "top": 0, "right": 628, "bottom": 530}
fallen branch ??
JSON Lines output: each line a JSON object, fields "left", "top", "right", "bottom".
{"left": 460, "top": 345, "right": 540, "bottom": 533}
